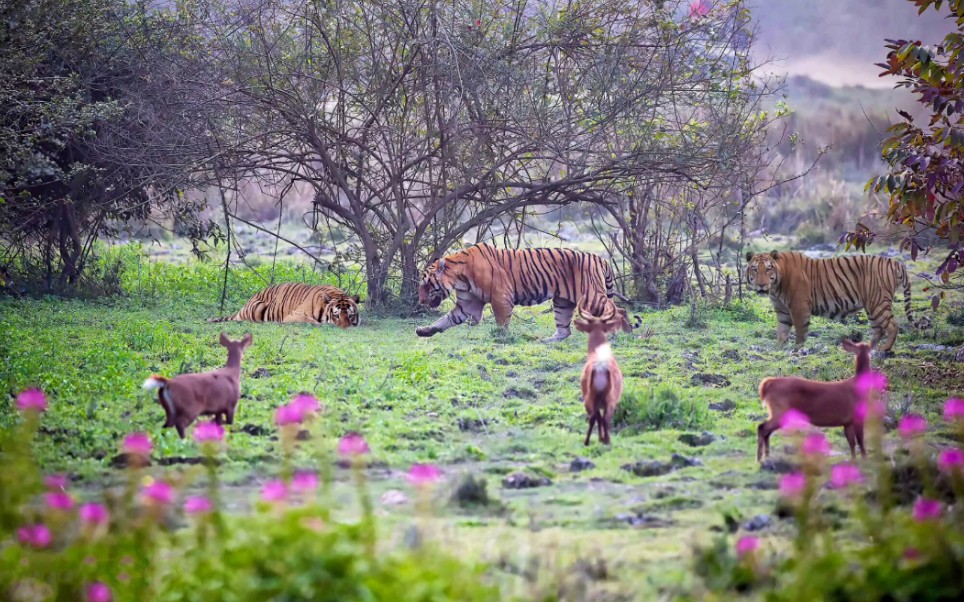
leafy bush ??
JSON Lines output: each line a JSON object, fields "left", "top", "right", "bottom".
{"left": 613, "top": 386, "right": 713, "bottom": 433}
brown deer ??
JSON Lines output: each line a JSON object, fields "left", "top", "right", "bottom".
{"left": 574, "top": 300, "right": 626, "bottom": 446}
{"left": 757, "top": 339, "right": 874, "bottom": 462}
{"left": 143, "top": 332, "right": 252, "bottom": 439}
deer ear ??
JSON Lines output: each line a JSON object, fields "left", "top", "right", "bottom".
{"left": 745, "top": 251, "right": 754, "bottom": 262}
{"left": 241, "top": 333, "right": 253, "bottom": 349}
{"left": 841, "top": 338, "right": 857, "bottom": 353}
{"left": 219, "top": 332, "right": 230, "bottom": 347}
{"left": 770, "top": 250, "right": 780, "bottom": 260}
{"left": 435, "top": 258, "right": 446, "bottom": 276}
{"left": 574, "top": 318, "right": 592, "bottom": 333}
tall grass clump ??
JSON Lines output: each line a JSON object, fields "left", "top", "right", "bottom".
{"left": 613, "top": 386, "right": 713, "bottom": 433}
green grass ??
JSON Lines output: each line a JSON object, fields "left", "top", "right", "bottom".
{"left": 1, "top": 244, "right": 962, "bottom": 598}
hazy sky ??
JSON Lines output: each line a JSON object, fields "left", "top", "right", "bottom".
{"left": 751, "top": 0, "right": 956, "bottom": 87}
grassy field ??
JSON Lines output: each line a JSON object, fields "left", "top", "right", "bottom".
{"left": 1, "top": 245, "right": 963, "bottom": 598}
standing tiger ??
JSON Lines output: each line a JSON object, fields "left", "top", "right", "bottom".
{"left": 210, "top": 283, "right": 361, "bottom": 328}
{"left": 745, "top": 251, "right": 912, "bottom": 352}
{"left": 416, "top": 243, "right": 634, "bottom": 341}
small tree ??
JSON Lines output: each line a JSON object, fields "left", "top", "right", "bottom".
{"left": 863, "top": 0, "right": 964, "bottom": 299}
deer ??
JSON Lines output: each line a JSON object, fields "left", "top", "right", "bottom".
{"left": 574, "top": 299, "right": 626, "bottom": 446}
{"left": 757, "top": 339, "right": 874, "bottom": 462}
{"left": 143, "top": 332, "right": 252, "bottom": 439}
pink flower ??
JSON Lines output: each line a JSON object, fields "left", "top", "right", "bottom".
{"left": 183, "top": 496, "right": 213, "bottom": 515}
{"left": 912, "top": 498, "right": 943, "bottom": 522}
{"left": 274, "top": 403, "right": 304, "bottom": 426}
{"left": 290, "top": 394, "right": 320, "bottom": 416}
{"left": 801, "top": 432, "right": 830, "bottom": 456}
{"left": 903, "top": 547, "right": 922, "bottom": 561}
{"left": 779, "top": 472, "right": 807, "bottom": 499}
{"left": 944, "top": 398, "right": 964, "bottom": 423}
{"left": 898, "top": 414, "right": 927, "bottom": 439}
{"left": 829, "top": 464, "right": 863, "bottom": 489}
{"left": 44, "top": 474, "right": 68, "bottom": 490}
{"left": 140, "top": 480, "right": 174, "bottom": 506}
{"left": 79, "top": 503, "right": 109, "bottom": 526}
{"left": 407, "top": 463, "right": 442, "bottom": 487}
{"left": 855, "top": 399, "right": 887, "bottom": 423}
{"left": 193, "top": 421, "right": 225, "bottom": 444}
{"left": 688, "top": 0, "right": 710, "bottom": 20}
{"left": 45, "top": 491, "right": 74, "bottom": 511}
{"left": 261, "top": 480, "right": 287, "bottom": 503}
{"left": 735, "top": 536, "right": 759, "bottom": 559}
{"left": 16, "top": 389, "right": 47, "bottom": 413}
{"left": 85, "top": 582, "right": 112, "bottom": 602}
{"left": 291, "top": 471, "right": 319, "bottom": 493}
{"left": 122, "top": 432, "right": 152, "bottom": 457}
{"left": 17, "top": 524, "right": 52, "bottom": 549}
{"left": 779, "top": 409, "right": 811, "bottom": 431}
{"left": 855, "top": 371, "right": 887, "bottom": 398}
{"left": 937, "top": 448, "right": 964, "bottom": 474}
{"left": 337, "top": 432, "right": 370, "bottom": 457}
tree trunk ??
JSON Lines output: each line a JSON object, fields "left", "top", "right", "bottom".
{"left": 400, "top": 242, "right": 419, "bottom": 307}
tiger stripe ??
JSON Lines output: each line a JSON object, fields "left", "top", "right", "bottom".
{"left": 209, "top": 283, "right": 360, "bottom": 328}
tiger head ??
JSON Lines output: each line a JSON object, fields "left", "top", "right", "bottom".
{"left": 323, "top": 296, "right": 361, "bottom": 329}
{"left": 745, "top": 251, "right": 782, "bottom": 295}
{"left": 418, "top": 258, "right": 456, "bottom": 309}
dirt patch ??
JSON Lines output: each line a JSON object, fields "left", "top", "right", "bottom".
{"left": 503, "top": 387, "right": 537, "bottom": 400}
{"left": 502, "top": 472, "right": 552, "bottom": 489}
{"left": 678, "top": 432, "right": 717, "bottom": 447}
{"left": 708, "top": 399, "right": 736, "bottom": 412}
{"left": 691, "top": 373, "right": 731, "bottom": 388}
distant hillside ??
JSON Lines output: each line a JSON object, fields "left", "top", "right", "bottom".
{"left": 751, "top": 0, "right": 956, "bottom": 87}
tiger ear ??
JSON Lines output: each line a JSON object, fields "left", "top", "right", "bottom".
{"left": 745, "top": 251, "right": 753, "bottom": 262}
{"left": 770, "top": 250, "right": 780, "bottom": 260}
{"left": 352, "top": 295, "right": 361, "bottom": 303}
{"left": 435, "top": 258, "right": 446, "bottom": 276}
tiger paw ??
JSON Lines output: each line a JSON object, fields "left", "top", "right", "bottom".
{"left": 415, "top": 326, "right": 436, "bottom": 337}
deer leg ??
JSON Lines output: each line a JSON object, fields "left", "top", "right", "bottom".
{"left": 854, "top": 422, "right": 867, "bottom": 458}
{"left": 757, "top": 420, "right": 779, "bottom": 462}
{"left": 585, "top": 412, "right": 596, "bottom": 446}
{"left": 844, "top": 425, "right": 857, "bottom": 460}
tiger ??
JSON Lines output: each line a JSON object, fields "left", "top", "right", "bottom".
{"left": 745, "top": 250, "right": 912, "bottom": 352}
{"left": 415, "top": 243, "right": 635, "bottom": 342}
{"left": 210, "top": 283, "right": 361, "bottom": 328}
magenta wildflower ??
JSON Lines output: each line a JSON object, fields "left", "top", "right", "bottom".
{"left": 16, "top": 389, "right": 47, "bottom": 413}
{"left": 183, "top": 496, "right": 213, "bottom": 515}
{"left": 17, "top": 524, "right": 52, "bottom": 549}
{"left": 801, "top": 432, "right": 830, "bottom": 456}
{"left": 779, "top": 472, "right": 807, "bottom": 499}
{"left": 85, "top": 582, "right": 112, "bottom": 602}
{"left": 337, "top": 432, "right": 370, "bottom": 457}
{"left": 44, "top": 491, "right": 74, "bottom": 511}
{"left": 290, "top": 394, "right": 320, "bottom": 416}
{"left": 855, "top": 371, "right": 887, "bottom": 398}
{"left": 913, "top": 498, "right": 943, "bottom": 522}
{"left": 735, "top": 536, "right": 759, "bottom": 558}
{"left": 140, "top": 480, "right": 174, "bottom": 506}
{"left": 407, "top": 463, "right": 442, "bottom": 487}
{"left": 829, "top": 464, "right": 863, "bottom": 489}
{"left": 938, "top": 448, "right": 964, "bottom": 474}
{"left": 903, "top": 547, "right": 922, "bottom": 561}
{"left": 79, "top": 503, "right": 109, "bottom": 526}
{"left": 779, "top": 409, "right": 811, "bottom": 432}
{"left": 44, "top": 474, "right": 68, "bottom": 490}
{"left": 261, "top": 480, "right": 287, "bottom": 503}
{"left": 855, "top": 399, "right": 886, "bottom": 423}
{"left": 291, "top": 471, "right": 319, "bottom": 493}
{"left": 193, "top": 421, "right": 225, "bottom": 444}
{"left": 898, "top": 414, "right": 927, "bottom": 439}
{"left": 944, "top": 398, "right": 964, "bottom": 423}
{"left": 122, "top": 432, "right": 152, "bottom": 457}
{"left": 274, "top": 403, "right": 304, "bottom": 426}
{"left": 688, "top": 0, "right": 710, "bottom": 20}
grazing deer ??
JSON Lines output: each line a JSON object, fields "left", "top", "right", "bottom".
{"left": 574, "top": 300, "right": 626, "bottom": 446}
{"left": 757, "top": 339, "right": 874, "bottom": 461}
{"left": 143, "top": 333, "right": 252, "bottom": 439}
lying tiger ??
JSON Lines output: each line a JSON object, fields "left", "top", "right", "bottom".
{"left": 210, "top": 283, "right": 361, "bottom": 328}
{"left": 745, "top": 250, "right": 912, "bottom": 352}
{"left": 416, "top": 243, "right": 635, "bottom": 341}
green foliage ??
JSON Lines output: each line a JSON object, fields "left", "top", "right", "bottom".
{"left": 613, "top": 386, "right": 713, "bottom": 433}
